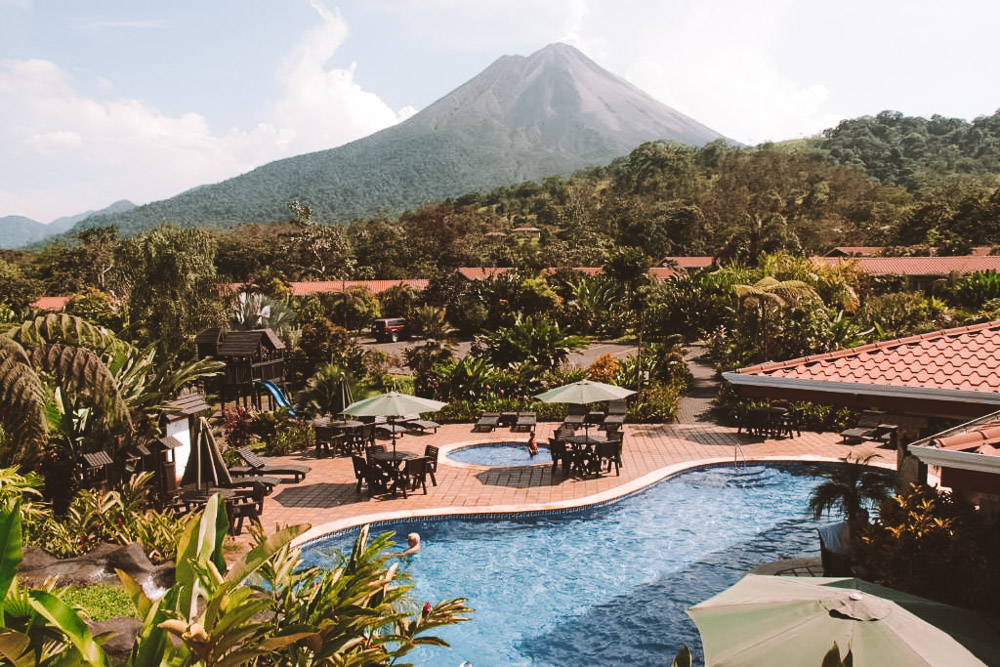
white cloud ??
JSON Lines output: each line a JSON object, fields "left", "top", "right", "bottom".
{"left": 0, "top": 1, "right": 410, "bottom": 221}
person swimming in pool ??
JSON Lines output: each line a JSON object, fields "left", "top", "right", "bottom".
{"left": 401, "top": 532, "right": 421, "bottom": 556}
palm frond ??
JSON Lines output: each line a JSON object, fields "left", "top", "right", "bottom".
{"left": 29, "top": 344, "right": 132, "bottom": 430}
{"left": 5, "top": 313, "right": 120, "bottom": 353}
{"left": 0, "top": 337, "right": 48, "bottom": 459}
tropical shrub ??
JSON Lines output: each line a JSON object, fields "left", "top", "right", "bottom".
{"left": 627, "top": 380, "right": 685, "bottom": 423}
{"left": 404, "top": 339, "right": 455, "bottom": 397}
{"left": 588, "top": 353, "right": 620, "bottom": 382}
{"left": 408, "top": 304, "right": 452, "bottom": 339}
{"left": 858, "top": 484, "right": 1000, "bottom": 610}
{"left": 222, "top": 406, "right": 259, "bottom": 449}
{"left": 474, "top": 315, "right": 587, "bottom": 371}
{"left": 248, "top": 409, "right": 314, "bottom": 457}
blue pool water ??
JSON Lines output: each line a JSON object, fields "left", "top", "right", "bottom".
{"left": 301, "top": 463, "right": 856, "bottom": 666}
{"left": 448, "top": 442, "right": 553, "bottom": 466}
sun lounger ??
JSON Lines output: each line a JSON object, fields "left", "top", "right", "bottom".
{"left": 405, "top": 419, "right": 441, "bottom": 434}
{"left": 234, "top": 446, "right": 310, "bottom": 482}
{"left": 474, "top": 411, "right": 500, "bottom": 432}
{"left": 513, "top": 411, "right": 536, "bottom": 432}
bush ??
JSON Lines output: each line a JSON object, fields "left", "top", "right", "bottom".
{"left": 858, "top": 484, "right": 1000, "bottom": 611}
{"left": 713, "top": 380, "right": 854, "bottom": 431}
{"left": 249, "top": 409, "right": 314, "bottom": 456}
{"left": 628, "top": 380, "right": 684, "bottom": 423}
{"left": 588, "top": 353, "right": 620, "bottom": 382}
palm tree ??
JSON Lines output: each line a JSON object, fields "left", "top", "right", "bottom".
{"left": 808, "top": 453, "right": 892, "bottom": 526}
{"left": 732, "top": 276, "right": 818, "bottom": 362}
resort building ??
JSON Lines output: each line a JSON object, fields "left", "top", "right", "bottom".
{"left": 724, "top": 319, "right": 1000, "bottom": 508}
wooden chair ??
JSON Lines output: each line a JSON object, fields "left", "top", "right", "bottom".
{"left": 351, "top": 455, "right": 367, "bottom": 494}
{"left": 598, "top": 439, "right": 623, "bottom": 476}
{"left": 400, "top": 457, "right": 430, "bottom": 497}
{"left": 423, "top": 445, "right": 439, "bottom": 486}
{"left": 548, "top": 439, "right": 575, "bottom": 475}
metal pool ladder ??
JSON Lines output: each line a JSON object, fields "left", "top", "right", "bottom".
{"left": 734, "top": 441, "right": 747, "bottom": 468}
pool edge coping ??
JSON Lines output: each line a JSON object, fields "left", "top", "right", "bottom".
{"left": 292, "top": 453, "right": 895, "bottom": 547}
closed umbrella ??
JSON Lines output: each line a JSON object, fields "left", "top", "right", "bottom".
{"left": 344, "top": 391, "right": 446, "bottom": 455}
{"left": 688, "top": 574, "right": 1000, "bottom": 666}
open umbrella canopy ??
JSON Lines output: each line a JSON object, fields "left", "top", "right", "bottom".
{"left": 535, "top": 379, "right": 635, "bottom": 405}
{"left": 344, "top": 391, "right": 446, "bottom": 417}
{"left": 688, "top": 575, "right": 1000, "bottom": 666}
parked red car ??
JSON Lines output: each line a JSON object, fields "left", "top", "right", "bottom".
{"left": 371, "top": 317, "right": 408, "bottom": 342}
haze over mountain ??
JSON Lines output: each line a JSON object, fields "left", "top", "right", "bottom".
{"left": 1, "top": 200, "right": 135, "bottom": 249}
{"left": 77, "top": 43, "right": 728, "bottom": 235}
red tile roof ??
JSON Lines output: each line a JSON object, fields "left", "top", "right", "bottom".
{"left": 824, "top": 246, "right": 885, "bottom": 257}
{"left": 664, "top": 256, "right": 715, "bottom": 269}
{"left": 32, "top": 296, "right": 70, "bottom": 311}
{"left": 816, "top": 256, "right": 1000, "bottom": 276}
{"left": 456, "top": 267, "right": 514, "bottom": 280}
{"left": 730, "top": 320, "right": 1000, "bottom": 396}
{"left": 288, "top": 280, "right": 428, "bottom": 296}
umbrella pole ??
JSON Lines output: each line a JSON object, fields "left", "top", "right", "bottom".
{"left": 391, "top": 417, "right": 396, "bottom": 456}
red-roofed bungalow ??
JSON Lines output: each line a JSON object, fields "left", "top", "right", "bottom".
{"left": 725, "top": 320, "right": 1000, "bottom": 493}
{"left": 32, "top": 296, "right": 70, "bottom": 311}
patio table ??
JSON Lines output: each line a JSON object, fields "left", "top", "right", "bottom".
{"left": 369, "top": 450, "right": 419, "bottom": 496}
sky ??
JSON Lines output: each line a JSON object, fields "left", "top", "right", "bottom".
{"left": 1, "top": 0, "right": 998, "bottom": 224}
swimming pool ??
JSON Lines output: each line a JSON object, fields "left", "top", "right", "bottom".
{"left": 447, "top": 442, "right": 553, "bottom": 466}
{"left": 301, "top": 462, "right": 859, "bottom": 666}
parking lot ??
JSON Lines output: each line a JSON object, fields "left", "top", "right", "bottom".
{"left": 358, "top": 336, "right": 638, "bottom": 373}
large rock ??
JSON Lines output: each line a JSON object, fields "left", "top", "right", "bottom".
{"left": 19, "top": 542, "right": 174, "bottom": 591}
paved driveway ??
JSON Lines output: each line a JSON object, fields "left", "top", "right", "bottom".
{"left": 360, "top": 337, "right": 637, "bottom": 373}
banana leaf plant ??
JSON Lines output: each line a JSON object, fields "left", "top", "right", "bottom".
{"left": 0, "top": 501, "right": 110, "bottom": 666}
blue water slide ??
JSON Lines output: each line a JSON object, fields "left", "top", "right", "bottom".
{"left": 258, "top": 380, "right": 296, "bottom": 416}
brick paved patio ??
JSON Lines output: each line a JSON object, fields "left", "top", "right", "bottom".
{"left": 246, "top": 422, "right": 892, "bottom": 545}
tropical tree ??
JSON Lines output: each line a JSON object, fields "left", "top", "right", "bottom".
{"left": 732, "top": 276, "right": 819, "bottom": 362}
{"left": 808, "top": 453, "right": 893, "bottom": 526}
{"left": 113, "top": 224, "right": 224, "bottom": 362}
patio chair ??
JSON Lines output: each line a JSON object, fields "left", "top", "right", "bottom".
{"left": 598, "top": 439, "right": 623, "bottom": 476}
{"left": 313, "top": 425, "right": 344, "bottom": 458}
{"left": 362, "top": 458, "right": 392, "bottom": 497}
{"left": 474, "top": 411, "right": 500, "bottom": 432}
{"left": 227, "top": 496, "right": 261, "bottom": 536}
{"left": 351, "top": 455, "right": 367, "bottom": 494}
{"left": 548, "top": 439, "right": 575, "bottom": 475}
{"left": 839, "top": 411, "right": 886, "bottom": 444}
{"left": 400, "top": 456, "right": 431, "bottom": 497}
{"left": 423, "top": 445, "right": 439, "bottom": 486}
{"left": 234, "top": 446, "right": 311, "bottom": 482}
{"left": 513, "top": 411, "right": 536, "bottom": 432}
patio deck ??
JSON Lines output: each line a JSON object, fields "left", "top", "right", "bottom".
{"left": 247, "top": 422, "right": 892, "bottom": 545}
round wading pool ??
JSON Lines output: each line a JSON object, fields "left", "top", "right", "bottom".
{"left": 446, "top": 442, "right": 552, "bottom": 466}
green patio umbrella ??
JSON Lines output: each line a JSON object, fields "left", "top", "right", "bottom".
{"left": 344, "top": 391, "right": 446, "bottom": 455}
{"left": 535, "top": 379, "right": 636, "bottom": 404}
{"left": 536, "top": 380, "right": 635, "bottom": 439}
{"left": 688, "top": 575, "right": 1000, "bottom": 666}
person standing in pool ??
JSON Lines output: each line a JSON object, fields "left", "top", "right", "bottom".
{"left": 400, "top": 532, "right": 421, "bottom": 556}
{"left": 527, "top": 430, "right": 538, "bottom": 457}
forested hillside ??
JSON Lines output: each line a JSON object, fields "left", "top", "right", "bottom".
{"left": 821, "top": 110, "right": 1000, "bottom": 189}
